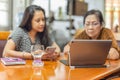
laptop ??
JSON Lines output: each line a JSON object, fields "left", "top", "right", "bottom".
{"left": 60, "top": 40, "right": 112, "bottom": 68}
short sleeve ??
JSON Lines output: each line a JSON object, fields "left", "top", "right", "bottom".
{"left": 8, "top": 27, "right": 24, "bottom": 46}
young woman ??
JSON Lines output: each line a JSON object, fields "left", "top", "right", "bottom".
{"left": 3, "top": 5, "right": 60, "bottom": 60}
{"left": 64, "top": 9, "right": 119, "bottom": 60}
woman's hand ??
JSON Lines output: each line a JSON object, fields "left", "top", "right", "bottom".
{"left": 42, "top": 52, "right": 60, "bottom": 61}
{"left": 107, "top": 48, "right": 119, "bottom": 60}
{"left": 63, "top": 44, "right": 70, "bottom": 54}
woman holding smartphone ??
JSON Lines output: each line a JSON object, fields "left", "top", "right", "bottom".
{"left": 3, "top": 5, "right": 60, "bottom": 60}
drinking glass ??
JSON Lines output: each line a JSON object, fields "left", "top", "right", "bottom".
{"left": 31, "top": 44, "right": 44, "bottom": 67}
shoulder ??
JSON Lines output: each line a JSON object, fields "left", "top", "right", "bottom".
{"left": 9, "top": 27, "right": 28, "bottom": 40}
{"left": 11, "top": 27, "right": 27, "bottom": 36}
{"left": 74, "top": 29, "right": 84, "bottom": 36}
{"left": 102, "top": 28, "right": 112, "bottom": 32}
{"left": 8, "top": 27, "right": 29, "bottom": 47}
{"left": 13, "top": 27, "right": 25, "bottom": 33}
{"left": 102, "top": 28, "right": 113, "bottom": 35}
{"left": 74, "top": 29, "right": 89, "bottom": 39}
{"left": 100, "top": 27, "right": 114, "bottom": 39}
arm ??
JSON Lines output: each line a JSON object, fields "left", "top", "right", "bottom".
{"left": 3, "top": 39, "right": 32, "bottom": 59}
{"left": 107, "top": 30, "right": 119, "bottom": 60}
{"left": 107, "top": 48, "right": 119, "bottom": 60}
{"left": 63, "top": 43, "right": 70, "bottom": 54}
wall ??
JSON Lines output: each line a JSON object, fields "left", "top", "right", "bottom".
{"left": 52, "top": 0, "right": 105, "bottom": 35}
{"left": 85, "top": 0, "right": 105, "bottom": 17}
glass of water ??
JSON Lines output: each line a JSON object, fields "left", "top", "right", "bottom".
{"left": 31, "top": 44, "right": 45, "bottom": 67}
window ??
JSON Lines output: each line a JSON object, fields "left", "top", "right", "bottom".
{"left": 0, "top": 0, "right": 10, "bottom": 29}
{"left": 105, "top": 0, "right": 120, "bottom": 31}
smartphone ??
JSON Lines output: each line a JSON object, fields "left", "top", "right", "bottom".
{"left": 46, "top": 46, "right": 56, "bottom": 54}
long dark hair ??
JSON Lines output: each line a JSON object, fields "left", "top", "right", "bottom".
{"left": 19, "top": 5, "right": 51, "bottom": 48}
{"left": 83, "top": 9, "right": 105, "bottom": 26}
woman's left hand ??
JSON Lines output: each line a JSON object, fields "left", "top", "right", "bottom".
{"left": 42, "top": 52, "right": 60, "bottom": 61}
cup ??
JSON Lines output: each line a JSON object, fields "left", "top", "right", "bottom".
{"left": 31, "top": 44, "right": 44, "bottom": 67}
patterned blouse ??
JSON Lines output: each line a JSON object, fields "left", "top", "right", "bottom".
{"left": 9, "top": 27, "right": 53, "bottom": 53}
{"left": 74, "top": 28, "right": 120, "bottom": 53}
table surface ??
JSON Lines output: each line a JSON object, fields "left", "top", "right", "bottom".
{"left": 0, "top": 55, "right": 120, "bottom": 80}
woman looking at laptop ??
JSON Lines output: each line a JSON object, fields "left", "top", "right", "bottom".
{"left": 3, "top": 5, "right": 60, "bottom": 60}
{"left": 64, "top": 9, "right": 119, "bottom": 60}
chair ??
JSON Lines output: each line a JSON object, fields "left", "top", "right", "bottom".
{"left": 0, "top": 31, "right": 10, "bottom": 57}
{"left": 0, "top": 40, "right": 7, "bottom": 57}
{"left": 117, "top": 40, "right": 120, "bottom": 47}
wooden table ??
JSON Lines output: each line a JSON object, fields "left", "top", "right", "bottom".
{"left": 112, "top": 78, "right": 120, "bottom": 80}
{"left": 0, "top": 56, "right": 120, "bottom": 80}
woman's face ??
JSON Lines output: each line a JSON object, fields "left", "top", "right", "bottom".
{"left": 84, "top": 14, "right": 102, "bottom": 39}
{"left": 31, "top": 10, "right": 45, "bottom": 32}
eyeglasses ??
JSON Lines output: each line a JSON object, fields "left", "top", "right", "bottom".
{"left": 84, "top": 22, "right": 100, "bottom": 27}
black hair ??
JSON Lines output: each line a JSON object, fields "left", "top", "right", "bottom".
{"left": 83, "top": 9, "right": 105, "bottom": 26}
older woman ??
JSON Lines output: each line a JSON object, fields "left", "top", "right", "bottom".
{"left": 3, "top": 5, "right": 60, "bottom": 60}
{"left": 64, "top": 9, "right": 119, "bottom": 60}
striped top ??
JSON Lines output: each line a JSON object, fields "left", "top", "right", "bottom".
{"left": 74, "top": 28, "right": 120, "bottom": 53}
